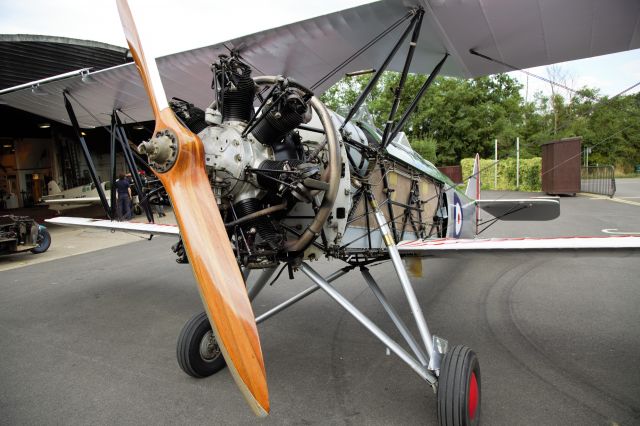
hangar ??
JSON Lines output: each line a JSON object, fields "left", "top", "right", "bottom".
{"left": 0, "top": 34, "right": 146, "bottom": 209}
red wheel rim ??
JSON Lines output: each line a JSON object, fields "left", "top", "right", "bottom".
{"left": 468, "top": 371, "right": 479, "bottom": 420}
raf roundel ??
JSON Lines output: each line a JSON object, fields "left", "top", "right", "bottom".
{"left": 453, "top": 193, "right": 463, "bottom": 238}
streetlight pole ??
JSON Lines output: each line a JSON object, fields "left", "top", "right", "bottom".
{"left": 494, "top": 138, "right": 498, "bottom": 189}
{"left": 516, "top": 137, "right": 520, "bottom": 190}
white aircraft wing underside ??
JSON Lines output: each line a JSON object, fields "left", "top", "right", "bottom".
{"left": 46, "top": 217, "right": 180, "bottom": 236}
{"left": 44, "top": 197, "right": 102, "bottom": 205}
{"left": 397, "top": 235, "right": 640, "bottom": 253}
{"left": 1, "top": 0, "right": 638, "bottom": 128}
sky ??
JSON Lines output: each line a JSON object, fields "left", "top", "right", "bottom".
{"left": 0, "top": 0, "right": 374, "bottom": 56}
{"left": 1, "top": 0, "right": 639, "bottom": 99}
{"left": 508, "top": 49, "right": 640, "bottom": 101}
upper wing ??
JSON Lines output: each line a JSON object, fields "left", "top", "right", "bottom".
{"left": 397, "top": 235, "right": 640, "bottom": 253}
{"left": 1, "top": 0, "right": 638, "bottom": 128}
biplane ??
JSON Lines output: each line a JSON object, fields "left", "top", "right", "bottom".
{"left": 2, "top": 0, "right": 640, "bottom": 424}
{"left": 41, "top": 181, "right": 110, "bottom": 211}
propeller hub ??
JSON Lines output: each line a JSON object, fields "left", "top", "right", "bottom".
{"left": 139, "top": 129, "right": 178, "bottom": 172}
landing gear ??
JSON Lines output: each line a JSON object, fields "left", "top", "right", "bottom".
{"left": 30, "top": 228, "right": 51, "bottom": 254}
{"left": 176, "top": 311, "right": 227, "bottom": 378}
{"left": 437, "top": 345, "right": 481, "bottom": 426}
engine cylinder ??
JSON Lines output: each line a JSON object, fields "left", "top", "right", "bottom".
{"left": 252, "top": 92, "right": 308, "bottom": 146}
{"left": 234, "top": 198, "right": 282, "bottom": 248}
{"left": 256, "top": 159, "right": 305, "bottom": 190}
{"left": 215, "top": 57, "right": 255, "bottom": 123}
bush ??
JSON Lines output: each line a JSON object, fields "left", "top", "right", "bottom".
{"left": 460, "top": 157, "right": 542, "bottom": 191}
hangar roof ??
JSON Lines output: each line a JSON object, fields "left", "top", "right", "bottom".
{"left": 0, "top": 34, "right": 131, "bottom": 90}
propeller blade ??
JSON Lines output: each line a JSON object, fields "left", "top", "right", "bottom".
{"left": 115, "top": 0, "right": 269, "bottom": 416}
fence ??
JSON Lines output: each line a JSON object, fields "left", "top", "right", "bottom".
{"left": 581, "top": 165, "right": 616, "bottom": 197}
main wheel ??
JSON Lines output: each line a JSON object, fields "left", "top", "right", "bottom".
{"left": 437, "top": 345, "right": 481, "bottom": 426}
{"left": 176, "top": 311, "right": 227, "bottom": 378}
{"left": 30, "top": 228, "right": 51, "bottom": 254}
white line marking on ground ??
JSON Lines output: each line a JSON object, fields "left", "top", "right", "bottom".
{"left": 602, "top": 229, "right": 640, "bottom": 235}
{"left": 580, "top": 193, "right": 640, "bottom": 207}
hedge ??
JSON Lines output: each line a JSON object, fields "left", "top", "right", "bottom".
{"left": 460, "top": 157, "right": 542, "bottom": 191}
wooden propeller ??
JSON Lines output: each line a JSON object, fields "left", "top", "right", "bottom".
{"left": 115, "top": 0, "right": 269, "bottom": 416}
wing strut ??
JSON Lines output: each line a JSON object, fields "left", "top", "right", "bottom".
{"left": 385, "top": 53, "right": 448, "bottom": 148}
{"left": 109, "top": 115, "right": 118, "bottom": 219}
{"left": 310, "top": 9, "right": 415, "bottom": 92}
{"left": 63, "top": 92, "right": 112, "bottom": 219}
{"left": 340, "top": 8, "right": 423, "bottom": 130}
{"left": 380, "top": 8, "right": 425, "bottom": 147}
{"left": 113, "top": 111, "right": 154, "bottom": 222}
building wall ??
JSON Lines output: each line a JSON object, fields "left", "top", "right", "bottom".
{"left": 1, "top": 134, "right": 131, "bottom": 208}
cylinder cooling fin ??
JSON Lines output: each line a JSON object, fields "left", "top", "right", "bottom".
{"left": 255, "top": 159, "right": 305, "bottom": 189}
{"left": 251, "top": 89, "right": 310, "bottom": 146}
{"left": 213, "top": 55, "right": 255, "bottom": 123}
{"left": 233, "top": 198, "right": 282, "bottom": 249}
{"left": 169, "top": 98, "right": 208, "bottom": 134}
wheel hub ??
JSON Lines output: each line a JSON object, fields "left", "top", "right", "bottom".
{"left": 199, "top": 330, "right": 221, "bottom": 362}
{"left": 468, "top": 371, "right": 479, "bottom": 420}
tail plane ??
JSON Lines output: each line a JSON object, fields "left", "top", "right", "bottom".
{"left": 466, "top": 153, "right": 480, "bottom": 200}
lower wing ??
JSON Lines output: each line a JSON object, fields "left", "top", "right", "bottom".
{"left": 44, "top": 197, "right": 103, "bottom": 205}
{"left": 398, "top": 236, "right": 640, "bottom": 253}
{"left": 46, "top": 217, "right": 179, "bottom": 236}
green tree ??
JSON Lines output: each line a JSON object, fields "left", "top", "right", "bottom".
{"left": 320, "top": 70, "right": 640, "bottom": 171}
{"left": 410, "top": 138, "right": 437, "bottom": 163}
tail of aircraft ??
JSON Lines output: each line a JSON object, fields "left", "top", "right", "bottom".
{"left": 465, "top": 153, "right": 480, "bottom": 200}
{"left": 466, "top": 154, "right": 481, "bottom": 234}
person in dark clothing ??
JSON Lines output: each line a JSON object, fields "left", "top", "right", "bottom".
{"left": 114, "top": 173, "right": 132, "bottom": 220}
{"left": 125, "top": 172, "right": 135, "bottom": 214}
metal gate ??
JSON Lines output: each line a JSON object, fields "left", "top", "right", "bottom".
{"left": 581, "top": 165, "right": 616, "bottom": 197}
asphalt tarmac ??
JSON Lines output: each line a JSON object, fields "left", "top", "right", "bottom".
{"left": 1, "top": 184, "right": 639, "bottom": 425}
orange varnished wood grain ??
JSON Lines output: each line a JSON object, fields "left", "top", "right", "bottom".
{"left": 116, "top": 0, "right": 269, "bottom": 416}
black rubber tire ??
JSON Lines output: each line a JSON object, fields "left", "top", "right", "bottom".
{"left": 437, "top": 345, "right": 481, "bottom": 426}
{"left": 176, "top": 311, "right": 227, "bottom": 378}
{"left": 30, "top": 228, "right": 51, "bottom": 254}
